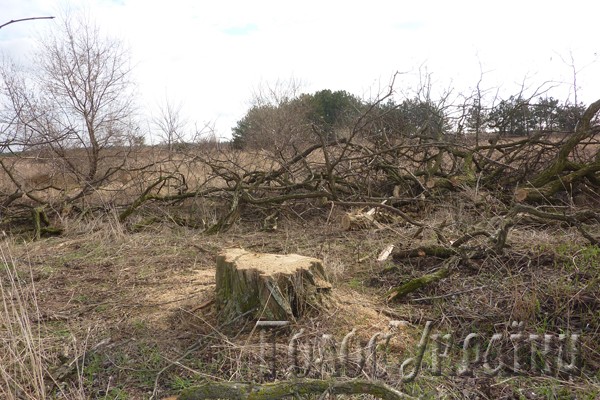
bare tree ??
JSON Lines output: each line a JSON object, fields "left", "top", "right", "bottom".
{"left": 0, "top": 13, "right": 137, "bottom": 204}
{"left": 233, "top": 79, "right": 323, "bottom": 154}
{"left": 153, "top": 96, "right": 188, "bottom": 158}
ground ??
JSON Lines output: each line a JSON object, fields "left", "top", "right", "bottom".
{"left": 1, "top": 200, "right": 599, "bottom": 399}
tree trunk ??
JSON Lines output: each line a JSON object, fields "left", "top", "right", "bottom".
{"left": 515, "top": 98, "right": 600, "bottom": 203}
{"left": 514, "top": 159, "right": 600, "bottom": 202}
{"left": 215, "top": 249, "right": 332, "bottom": 323}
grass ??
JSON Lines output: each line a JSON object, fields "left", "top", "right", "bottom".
{"left": 0, "top": 194, "right": 598, "bottom": 398}
{"left": 0, "top": 244, "right": 89, "bottom": 400}
{"left": 168, "top": 375, "right": 195, "bottom": 391}
{"left": 348, "top": 277, "right": 363, "bottom": 290}
{"left": 0, "top": 246, "right": 47, "bottom": 399}
{"left": 0, "top": 90, "right": 598, "bottom": 399}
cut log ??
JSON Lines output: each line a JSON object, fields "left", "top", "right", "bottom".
{"left": 377, "top": 244, "right": 395, "bottom": 262}
{"left": 215, "top": 248, "right": 332, "bottom": 323}
{"left": 341, "top": 206, "right": 396, "bottom": 231}
{"left": 341, "top": 210, "right": 376, "bottom": 231}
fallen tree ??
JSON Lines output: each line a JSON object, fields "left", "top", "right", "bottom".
{"left": 514, "top": 99, "right": 600, "bottom": 203}
{"left": 387, "top": 201, "right": 600, "bottom": 300}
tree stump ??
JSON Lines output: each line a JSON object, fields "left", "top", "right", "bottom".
{"left": 215, "top": 248, "right": 332, "bottom": 323}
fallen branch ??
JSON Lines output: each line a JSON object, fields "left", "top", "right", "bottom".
{"left": 174, "top": 378, "right": 414, "bottom": 400}
{"left": 510, "top": 204, "right": 600, "bottom": 245}
{"left": 119, "top": 176, "right": 169, "bottom": 222}
{"left": 31, "top": 206, "right": 62, "bottom": 240}
{"left": 514, "top": 98, "right": 600, "bottom": 202}
{"left": 451, "top": 230, "right": 491, "bottom": 248}
{"left": 334, "top": 200, "right": 424, "bottom": 227}
{"left": 387, "top": 264, "right": 450, "bottom": 302}
{"left": 204, "top": 189, "right": 241, "bottom": 234}
{"left": 392, "top": 245, "right": 457, "bottom": 260}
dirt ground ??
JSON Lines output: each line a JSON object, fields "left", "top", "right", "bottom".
{"left": 2, "top": 201, "right": 599, "bottom": 399}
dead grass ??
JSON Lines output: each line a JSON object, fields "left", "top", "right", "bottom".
{"left": 0, "top": 159, "right": 598, "bottom": 399}
{"left": 0, "top": 243, "right": 91, "bottom": 399}
{"left": 0, "top": 245, "right": 47, "bottom": 399}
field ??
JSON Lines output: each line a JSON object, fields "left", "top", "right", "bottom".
{"left": 1, "top": 129, "right": 600, "bottom": 399}
{"left": 3, "top": 12, "right": 599, "bottom": 399}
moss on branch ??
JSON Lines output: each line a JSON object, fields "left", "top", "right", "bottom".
{"left": 177, "top": 378, "right": 414, "bottom": 400}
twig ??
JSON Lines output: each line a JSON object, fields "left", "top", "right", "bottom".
{"left": 150, "top": 308, "right": 256, "bottom": 399}
{"left": 411, "top": 285, "right": 486, "bottom": 302}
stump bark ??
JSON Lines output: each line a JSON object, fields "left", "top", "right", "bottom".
{"left": 215, "top": 248, "right": 332, "bottom": 323}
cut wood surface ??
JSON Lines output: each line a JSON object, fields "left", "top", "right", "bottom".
{"left": 341, "top": 210, "right": 376, "bottom": 230}
{"left": 341, "top": 206, "right": 396, "bottom": 231}
{"left": 215, "top": 248, "right": 332, "bottom": 323}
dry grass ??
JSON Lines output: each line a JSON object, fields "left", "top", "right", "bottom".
{"left": 0, "top": 243, "right": 90, "bottom": 399}
{"left": 1, "top": 140, "right": 599, "bottom": 398}
{"left": 0, "top": 245, "right": 47, "bottom": 399}
{"left": 0, "top": 204, "right": 596, "bottom": 399}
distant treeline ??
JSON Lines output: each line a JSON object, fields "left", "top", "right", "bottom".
{"left": 232, "top": 89, "right": 588, "bottom": 149}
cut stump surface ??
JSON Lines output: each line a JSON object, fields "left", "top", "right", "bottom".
{"left": 215, "top": 248, "right": 332, "bottom": 323}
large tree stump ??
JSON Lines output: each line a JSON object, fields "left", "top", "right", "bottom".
{"left": 215, "top": 248, "right": 332, "bottom": 323}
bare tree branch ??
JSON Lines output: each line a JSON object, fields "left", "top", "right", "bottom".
{"left": 0, "top": 17, "right": 54, "bottom": 30}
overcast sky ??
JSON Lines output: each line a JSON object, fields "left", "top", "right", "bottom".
{"left": 1, "top": 0, "right": 598, "bottom": 141}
